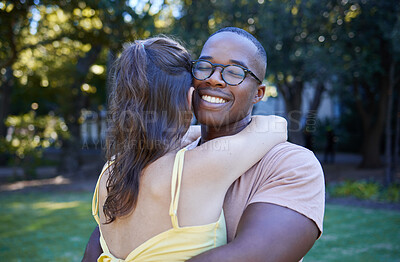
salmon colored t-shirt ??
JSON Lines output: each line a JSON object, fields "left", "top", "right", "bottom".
{"left": 189, "top": 140, "right": 325, "bottom": 242}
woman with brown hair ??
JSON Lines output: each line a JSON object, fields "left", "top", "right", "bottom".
{"left": 92, "top": 36, "right": 287, "bottom": 261}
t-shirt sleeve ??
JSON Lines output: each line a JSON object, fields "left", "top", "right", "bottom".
{"left": 247, "top": 142, "right": 325, "bottom": 237}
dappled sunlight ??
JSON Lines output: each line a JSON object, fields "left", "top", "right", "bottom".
{"left": 32, "top": 201, "right": 82, "bottom": 211}
{"left": 0, "top": 176, "right": 70, "bottom": 192}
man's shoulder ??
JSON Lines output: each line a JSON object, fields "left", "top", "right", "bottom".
{"left": 235, "top": 142, "right": 325, "bottom": 238}
{"left": 241, "top": 141, "right": 323, "bottom": 181}
{"left": 268, "top": 141, "right": 313, "bottom": 153}
{"left": 259, "top": 141, "right": 318, "bottom": 165}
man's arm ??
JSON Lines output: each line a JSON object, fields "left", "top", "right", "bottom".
{"left": 188, "top": 202, "right": 319, "bottom": 262}
{"left": 82, "top": 226, "right": 102, "bottom": 262}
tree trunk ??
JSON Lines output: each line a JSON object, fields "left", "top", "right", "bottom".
{"left": 360, "top": 127, "right": 384, "bottom": 168}
{"left": 60, "top": 44, "right": 102, "bottom": 176}
{"left": 384, "top": 63, "right": 395, "bottom": 185}
{"left": 394, "top": 91, "right": 400, "bottom": 179}
{"left": 286, "top": 100, "right": 303, "bottom": 145}
{"left": 0, "top": 67, "right": 13, "bottom": 139}
{"left": 353, "top": 77, "right": 388, "bottom": 168}
{"left": 306, "top": 81, "right": 325, "bottom": 131}
{"left": 277, "top": 80, "right": 304, "bottom": 145}
{"left": 0, "top": 67, "right": 13, "bottom": 165}
{"left": 358, "top": 108, "right": 386, "bottom": 169}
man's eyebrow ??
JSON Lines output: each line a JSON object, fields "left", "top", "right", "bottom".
{"left": 199, "top": 55, "right": 213, "bottom": 60}
{"left": 230, "top": 59, "right": 248, "bottom": 68}
{"left": 198, "top": 56, "right": 249, "bottom": 68}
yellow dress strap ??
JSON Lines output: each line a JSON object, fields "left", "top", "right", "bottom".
{"left": 169, "top": 148, "right": 187, "bottom": 229}
{"left": 92, "top": 161, "right": 114, "bottom": 225}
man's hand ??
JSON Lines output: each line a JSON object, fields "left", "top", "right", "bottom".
{"left": 82, "top": 226, "right": 102, "bottom": 262}
{"left": 188, "top": 202, "right": 319, "bottom": 262}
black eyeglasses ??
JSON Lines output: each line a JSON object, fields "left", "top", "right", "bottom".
{"left": 191, "top": 59, "right": 262, "bottom": 86}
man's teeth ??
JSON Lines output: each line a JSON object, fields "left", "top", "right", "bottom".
{"left": 201, "top": 95, "right": 227, "bottom": 104}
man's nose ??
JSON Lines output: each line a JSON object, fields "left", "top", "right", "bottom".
{"left": 206, "top": 68, "right": 225, "bottom": 88}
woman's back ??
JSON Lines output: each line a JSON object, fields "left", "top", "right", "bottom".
{"left": 95, "top": 147, "right": 227, "bottom": 261}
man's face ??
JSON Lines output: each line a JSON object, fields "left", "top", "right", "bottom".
{"left": 192, "top": 32, "right": 265, "bottom": 128}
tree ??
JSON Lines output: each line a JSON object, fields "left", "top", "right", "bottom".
{"left": 0, "top": 1, "right": 38, "bottom": 143}
{"left": 0, "top": 0, "right": 66, "bottom": 164}
{"left": 170, "top": 0, "right": 215, "bottom": 56}
{"left": 0, "top": 0, "right": 164, "bottom": 173}
{"left": 326, "top": 0, "right": 400, "bottom": 168}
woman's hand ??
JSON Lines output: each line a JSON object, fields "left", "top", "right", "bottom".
{"left": 248, "top": 115, "right": 288, "bottom": 143}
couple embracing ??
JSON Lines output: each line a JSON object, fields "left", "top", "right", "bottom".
{"left": 83, "top": 27, "right": 325, "bottom": 262}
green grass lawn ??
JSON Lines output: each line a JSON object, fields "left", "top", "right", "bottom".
{"left": 304, "top": 204, "right": 400, "bottom": 262}
{"left": 0, "top": 191, "right": 95, "bottom": 262}
{"left": 0, "top": 191, "right": 399, "bottom": 262}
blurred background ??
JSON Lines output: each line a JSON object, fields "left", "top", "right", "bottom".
{"left": 0, "top": 0, "right": 400, "bottom": 261}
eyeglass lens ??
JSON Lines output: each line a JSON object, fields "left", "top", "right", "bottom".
{"left": 192, "top": 60, "right": 246, "bottom": 85}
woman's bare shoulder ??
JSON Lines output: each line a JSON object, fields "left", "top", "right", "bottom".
{"left": 141, "top": 152, "right": 177, "bottom": 197}
{"left": 98, "top": 162, "right": 112, "bottom": 204}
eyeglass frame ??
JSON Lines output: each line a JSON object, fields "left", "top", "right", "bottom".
{"left": 191, "top": 59, "right": 263, "bottom": 86}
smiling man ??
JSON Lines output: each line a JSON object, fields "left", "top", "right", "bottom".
{"left": 186, "top": 27, "right": 324, "bottom": 262}
{"left": 191, "top": 29, "right": 267, "bottom": 141}
{"left": 82, "top": 27, "right": 325, "bottom": 262}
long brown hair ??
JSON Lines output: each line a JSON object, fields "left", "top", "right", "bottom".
{"left": 104, "top": 36, "right": 192, "bottom": 223}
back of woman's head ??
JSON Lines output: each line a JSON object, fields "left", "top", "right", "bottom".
{"left": 105, "top": 36, "right": 192, "bottom": 223}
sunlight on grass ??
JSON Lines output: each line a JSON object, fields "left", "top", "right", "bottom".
{"left": 1, "top": 192, "right": 400, "bottom": 261}
{"left": 0, "top": 192, "right": 96, "bottom": 261}
{"left": 33, "top": 201, "right": 81, "bottom": 210}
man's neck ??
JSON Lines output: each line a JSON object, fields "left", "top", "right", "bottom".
{"left": 199, "top": 114, "right": 252, "bottom": 144}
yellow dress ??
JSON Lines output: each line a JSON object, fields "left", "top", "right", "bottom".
{"left": 92, "top": 148, "right": 227, "bottom": 261}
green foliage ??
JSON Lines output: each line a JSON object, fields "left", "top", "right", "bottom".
{"left": 175, "top": 0, "right": 334, "bottom": 81}
{"left": 329, "top": 180, "right": 400, "bottom": 203}
{"left": 330, "top": 180, "right": 381, "bottom": 201}
{"left": 0, "top": 111, "right": 69, "bottom": 177}
{"left": 0, "top": 0, "right": 163, "bottom": 155}
{"left": 382, "top": 184, "right": 400, "bottom": 203}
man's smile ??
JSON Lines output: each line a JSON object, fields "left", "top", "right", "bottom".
{"left": 195, "top": 88, "right": 232, "bottom": 110}
{"left": 201, "top": 95, "right": 227, "bottom": 104}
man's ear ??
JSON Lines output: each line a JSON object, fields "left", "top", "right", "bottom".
{"left": 187, "top": 87, "right": 195, "bottom": 108}
{"left": 253, "top": 84, "right": 266, "bottom": 104}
